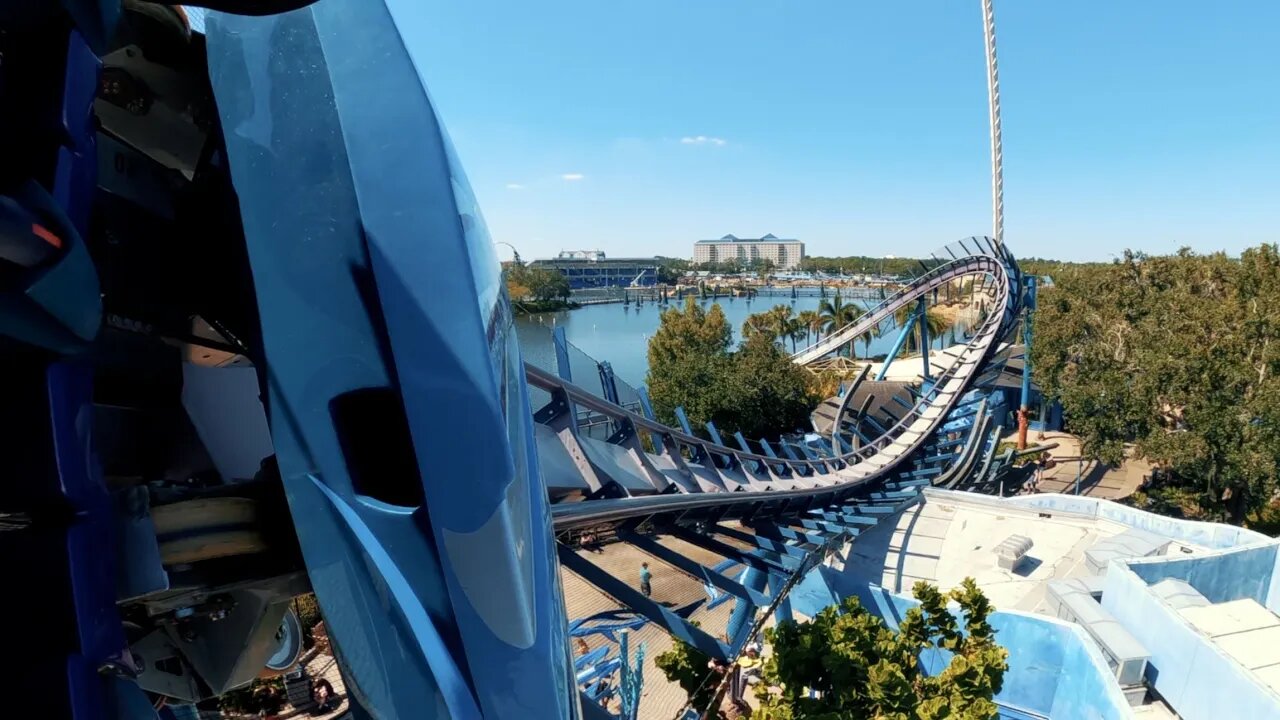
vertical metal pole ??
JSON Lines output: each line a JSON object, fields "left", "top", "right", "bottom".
{"left": 982, "top": 0, "right": 1004, "bottom": 247}
{"left": 1017, "top": 277, "right": 1036, "bottom": 449}
{"left": 918, "top": 297, "right": 931, "bottom": 381}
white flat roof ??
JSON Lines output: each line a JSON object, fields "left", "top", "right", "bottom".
{"left": 833, "top": 490, "right": 1207, "bottom": 613}
{"left": 1178, "top": 598, "right": 1280, "bottom": 693}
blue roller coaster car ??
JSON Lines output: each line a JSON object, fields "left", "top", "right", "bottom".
{"left": 0, "top": 2, "right": 575, "bottom": 718}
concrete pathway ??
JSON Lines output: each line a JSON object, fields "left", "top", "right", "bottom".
{"left": 1006, "top": 430, "right": 1151, "bottom": 500}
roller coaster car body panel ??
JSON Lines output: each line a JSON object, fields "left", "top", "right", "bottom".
{"left": 5, "top": 2, "right": 573, "bottom": 719}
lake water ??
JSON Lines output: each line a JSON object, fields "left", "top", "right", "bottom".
{"left": 515, "top": 293, "right": 970, "bottom": 390}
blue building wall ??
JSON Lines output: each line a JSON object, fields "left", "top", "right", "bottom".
{"left": 532, "top": 262, "right": 658, "bottom": 289}
{"left": 789, "top": 570, "right": 1131, "bottom": 720}
{"left": 1103, "top": 560, "right": 1280, "bottom": 720}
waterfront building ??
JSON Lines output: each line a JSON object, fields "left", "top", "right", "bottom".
{"left": 528, "top": 250, "right": 658, "bottom": 289}
{"left": 693, "top": 233, "right": 805, "bottom": 269}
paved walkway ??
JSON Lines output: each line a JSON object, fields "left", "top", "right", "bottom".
{"left": 561, "top": 531, "right": 762, "bottom": 719}
{"left": 1006, "top": 430, "right": 1150, "bottom": 500}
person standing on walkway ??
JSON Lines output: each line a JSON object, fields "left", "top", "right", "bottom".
{"left": 639, "top": 562, "right": 652, "bottom": 598}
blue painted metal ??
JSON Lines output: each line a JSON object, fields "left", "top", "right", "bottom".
{"left": 1020, "top": 276, "right": 1038, "bottom": 411}
{"left": 618, "top": 631, "right": 645, "bottom": 720}
{"left": 637, "top": 386, "right": 657, "bottom": 420}
{"left": 918, "top": 297, "right": 932, "bottom": 381}
{"left": 726, "top": 567, "right": 769, "bottom": 650}
{"left": 575, "top": 646, "right": 609, "bottom": 671}
{"left": 598, "top": 360, "right": 620, "bottom": 404}
{"left": 713, "top": 525, "right": 811, "bottom": 560}
{"left": 705, "top": 421, "right": 725, "bottom": 445}
{"left": 568, "top": 611, "right": 649, "bottom": 642}
{"left": 616, "top": 529, "right": 772, "bottom": 606}
{"left": 876, "top": 305, "right": 919, "bottom": 381}
{"left": 206, "top": 7, "right": 575, "bottom": 717}
{"left": 558, "top": 545, "right": 730, "bottom": 659}
{"left": 553, "top": 326, "right": 574, "bottom": 381}
{"left": 674, "top": 405, "right": 694, "bottom": 435}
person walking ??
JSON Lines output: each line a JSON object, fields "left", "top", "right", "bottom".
{"left": 639, "top": 562, "right": 652, "bottom": 598}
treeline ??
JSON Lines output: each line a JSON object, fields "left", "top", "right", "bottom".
{"left": 653, "top": 254, "right": 1100, "bottom": 281}
{"left": 503, "top": 262, "right": 575, "bottom": 314}
{"left": 1033, "top": 246, "right": 1280, "bottom": 528}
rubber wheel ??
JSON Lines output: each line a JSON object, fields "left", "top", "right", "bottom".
{"left": 152, "top": 497, "right": 268, "bottom": 566}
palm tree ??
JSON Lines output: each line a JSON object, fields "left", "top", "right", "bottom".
{"left": 893, "top": 303, "right": 954, "bottom": 354}
{"left": 818, "top": 295, "right": 860, "bottom": 335}
{"left": 768, "top": 305, "right": 794, "bottom": 347}
{"left": 742, "top": 313, "right": 773, "bottom": 340}
{"left": 819, "top": 295, "right": 862, "bottom": 357}
{"left": 859, "top": 321, "right": 883, "bottom": 358}
{"left": 786, "top": 318, "right": 806, "bottom": 352}
{"left": 796, "top": 310, "right": 822, "bottom": 346}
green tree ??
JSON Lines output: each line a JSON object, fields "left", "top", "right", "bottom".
{"left": 648, "top": 297, "right": 734, "bottom": 432}
{"left": 647, "top": 297, "right": 817, "bottom": 439}
{"left": 893, "top": 304, "right": 953, "bottom": 355}
{"left": 505, "top": 264, "right": 570, "bottom": 303}
{"left": 797, "top": 310, "right": 822, "bottom": 346}
{"left": 721, "top": 333, "right": 816, "bottom": 437}
{"left": 752, "top": 579, "right": 1008, "bottom": 720}
{"left": 819, "top": 295, "right": 863, "bottom": 357}
{"left": 656, "top": 256, "right": 692, "bottom": 284}
{"left": 1032, "top": 246, "right": 1280, "bottom": 524}
{"left": 654, "top": 622, "right": 723, "bottom": 712}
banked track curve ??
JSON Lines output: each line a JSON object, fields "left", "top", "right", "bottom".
{"left": 526, "top": 238, "right": 1024, "bottom": 707}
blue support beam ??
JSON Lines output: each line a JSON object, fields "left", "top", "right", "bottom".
{"left": 918, "top": 297, "right": 931, "bottom": 382}
{"left": 617, "top": 530, "right": 772, "bottom": 607}
{"left": 757, "top": 523, "right": 829, "bottom": 546}
{"left": 705, "top": 421, "right": 725, "bottom": 446}
{"left": 558, "top": 546, "right": 730, "bottom": 660}
{"left": 807, "top": 510, "right": 879, "bottom": 526}
{"left": 767, "top": 572, "right": 794, "bottom": 626}
{"left": 553, "top": 326, "right": 573, "bottom": 381}
{"left": 727, "top": 568, "right": 769, "bottom": 651}
{"left": 665, "top": 525, "right": 800, "bottom": 573}
{"left": 598, "top": 361, "right": 620, "bottom": 404}
{"left": 876, "top": 304, "right": 919, "bottom": 381}
{"left": 673, "top": 406, "right": 694, "bottom": 435}
{"left": 712, "top": 525, "right": 810, "bottom": 561}
{"left": 636, "top": 386, "right": 656, "bottom": 420}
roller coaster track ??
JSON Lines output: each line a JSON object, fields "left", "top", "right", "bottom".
{"left": 528, "top": 238, "right": 1024, "bottom": 715}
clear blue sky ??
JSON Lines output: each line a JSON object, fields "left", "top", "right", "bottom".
{"left": 401, "top": 1, "right": 1280, "bottom": 262}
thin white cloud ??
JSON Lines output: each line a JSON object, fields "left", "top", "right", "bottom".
{"left": 506, "top": 183, "right": 525, "bottom": 190}
{"left": 561, "top": 173, "right": 585, "bottom": 181}
{"left": 680, "top": 135, "right": 727, "bottom": 147}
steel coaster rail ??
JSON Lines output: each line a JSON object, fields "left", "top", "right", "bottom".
{"left": 529, "top": 238, "right": 1023, "bottom": 531}
{"left": 793, "top": 240, "right": 1013, "bottom": 363}
{"left": 792, "top": 237, "right": 1018, "bottom": 365}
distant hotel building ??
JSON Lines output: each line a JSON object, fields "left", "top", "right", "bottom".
{"left": 528, "top": 250, "right": 658, "bottom": 289}
{"left": 693, "top": 233, "right": 804, "bottom": 270}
